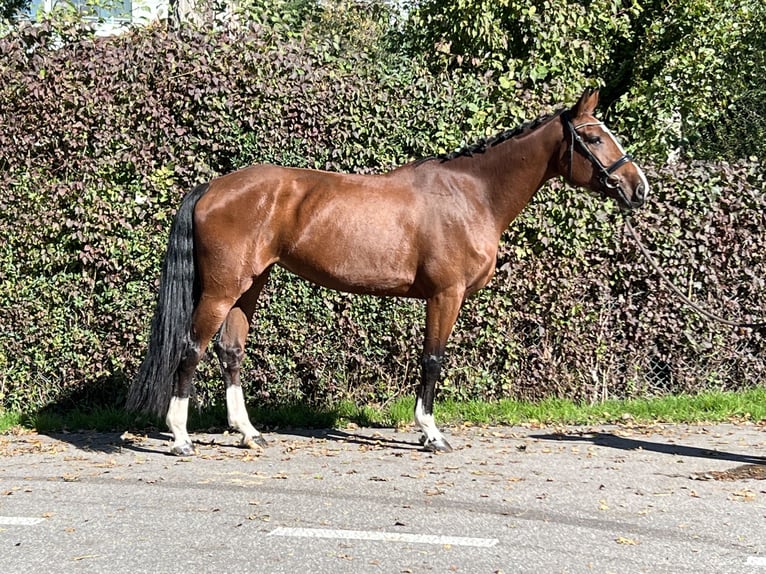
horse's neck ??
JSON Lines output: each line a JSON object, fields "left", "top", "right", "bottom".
{"left": 473, "top": 121, "right": 561, "bottom": 233}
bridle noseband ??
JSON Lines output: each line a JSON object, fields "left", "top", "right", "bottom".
{"left": 561, "top": 111, "right": 634, "bottom": 203}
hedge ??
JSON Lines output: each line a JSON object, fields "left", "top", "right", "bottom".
{"left": 1, "top": 17, "right": 764, "bottom": 415}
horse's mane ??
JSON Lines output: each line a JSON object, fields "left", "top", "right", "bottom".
{"left": 415, "top": 108, "right": 565, "bottom": 166}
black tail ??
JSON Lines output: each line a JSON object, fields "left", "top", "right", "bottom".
{"left": 126, "top": 183, "right": 210, "bottom": 418}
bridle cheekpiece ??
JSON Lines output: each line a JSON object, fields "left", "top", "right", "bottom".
{"left": 561, "top": 110, "right": 634, "bottom": 202}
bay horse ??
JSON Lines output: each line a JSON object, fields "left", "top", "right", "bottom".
{"left": 127, "top": 89, "right": 648, "bottom": 455}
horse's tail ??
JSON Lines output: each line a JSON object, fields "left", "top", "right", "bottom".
{"left": 126, "top": 182, "right": 210, "bottom": 418}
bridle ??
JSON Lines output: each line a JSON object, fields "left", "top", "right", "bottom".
{"left": 561, "top": 113, "right": 766, "bottom": 329}
{"left": 561, "top": 111, "right": 636, "bottom": 206}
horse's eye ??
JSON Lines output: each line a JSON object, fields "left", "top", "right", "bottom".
{"left": 587, "top": 135, "right": 603, "bottom": 145}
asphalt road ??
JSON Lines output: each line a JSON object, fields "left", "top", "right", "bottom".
{"left": 1, "top": 421, "right": 765, "bottom": 573}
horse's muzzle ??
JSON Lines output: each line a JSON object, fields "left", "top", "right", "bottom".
{"left": 629, "top": 181, "right": 647, "bottom": 209}
{"left": 613, "top": 179, "right": 647, "bottom": 211}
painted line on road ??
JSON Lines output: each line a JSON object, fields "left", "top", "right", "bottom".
{"left": 747, "top": 557, "right": 766, "bottom": 567}
{"left": 0, "top": 516, "right": 45, "bottom": 526}
{"left": 268, "top": 526, "right": 498, "bottom": 548}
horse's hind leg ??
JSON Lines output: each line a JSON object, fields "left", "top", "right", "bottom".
{"left": 165, "top": 339, "right": 201, "bottom": 456}
{"left": 167, "top": 298, "right": 233, "bottom": 456}
{"left": 215, "top": 273, "right": 270, "bottom": 450}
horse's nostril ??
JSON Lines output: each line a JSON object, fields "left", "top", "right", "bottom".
{"left": 635, "top": 183, "right": 646, "bottom": 203}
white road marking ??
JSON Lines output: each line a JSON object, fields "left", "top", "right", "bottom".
{"left": 268, "top": 526, "right": 498, "bottom": 548}
{"left": 0, "top": 516, "right": 45, "bottom": 526}
{"left": 747, "top": 557, "right": 766, "bottom": 567}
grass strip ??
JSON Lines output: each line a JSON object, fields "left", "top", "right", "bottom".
{"left": 1, "top": 387, "right": 764, "bottom": 435}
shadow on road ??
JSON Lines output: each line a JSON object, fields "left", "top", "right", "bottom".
{"left": 531, "top": 431, "right": 766, "bottom": 466}
{"left": 32, "top": 430, "right": 174, "bottom": 456}
{"left": 33, "top": 427, "right": 423, "bottom": 457}
{"left": 269, "top": 427, "right": 422, "bottom": 451}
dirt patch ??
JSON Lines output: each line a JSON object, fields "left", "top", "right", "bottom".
{"left": 692, "top": 464, "right": 766, "bottom": 481}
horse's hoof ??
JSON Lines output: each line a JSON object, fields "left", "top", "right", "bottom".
{"left": 171, "top": 442, "right": 196, "bottom": 456}
{"left": 422, "top": 436, "right": 453, "bottom": 453}
{"left": 242, "top": 435, "right": 268, "bottom": 450}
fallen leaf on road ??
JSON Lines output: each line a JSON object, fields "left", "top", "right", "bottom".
{"left": 615, "top": 536, "right": 639, "bottom": 545}
{"left": 72, "top": 555, "right": 99, "bottom": 561}
{"left": 729, "top": 489, "right": 756, "bottom": 502}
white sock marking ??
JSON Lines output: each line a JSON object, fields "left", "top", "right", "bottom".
{"left": 226, "top": 385, "right": 260, "bottom": 441}
{"left": 165, "top": 396, "right": 191, "bottom": 448}
{"left": 414, "top": 397, "right": 442, "bottom": 443}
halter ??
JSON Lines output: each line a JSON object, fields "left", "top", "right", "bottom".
{"left": 561, "top": 111, "right": 634, "bottom": 204}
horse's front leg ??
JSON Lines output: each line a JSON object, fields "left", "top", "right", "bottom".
{"left": 415, "top": 291, "right": 463, "bottom": 453}
{"left": 416, "top": 353, "right": 451, "bottom": 452}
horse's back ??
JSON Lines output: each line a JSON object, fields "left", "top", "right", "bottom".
{"left": 192, "top": 162, "right": 497, "bottom": 298}
{"left": 192, "top": 164, "right": 424, "bottom": 295}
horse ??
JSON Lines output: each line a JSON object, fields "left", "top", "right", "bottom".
{"left": 126, "top": 88, "right": 648, "bottom": 456}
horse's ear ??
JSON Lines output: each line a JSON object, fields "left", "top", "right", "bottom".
{"left": 572, "top": 88, "right": 600, "bottom": 116}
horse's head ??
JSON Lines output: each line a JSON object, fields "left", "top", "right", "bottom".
{"left": 559, "top": 89, "right": 648, "bottom": 211}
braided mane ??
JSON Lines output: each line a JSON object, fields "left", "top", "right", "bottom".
{"left": 416, "top": 109, "right": 565, "bottom": 165}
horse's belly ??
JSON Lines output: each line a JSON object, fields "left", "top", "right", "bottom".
{"left": 279, "top": 242, "right": 418, "bottom": 296}
{"left": 277, "top": 193, "right": 423, "bottom": 295}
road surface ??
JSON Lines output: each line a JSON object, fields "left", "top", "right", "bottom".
{"left": 1, "top": 421, "right": 765, "bottom": 573}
